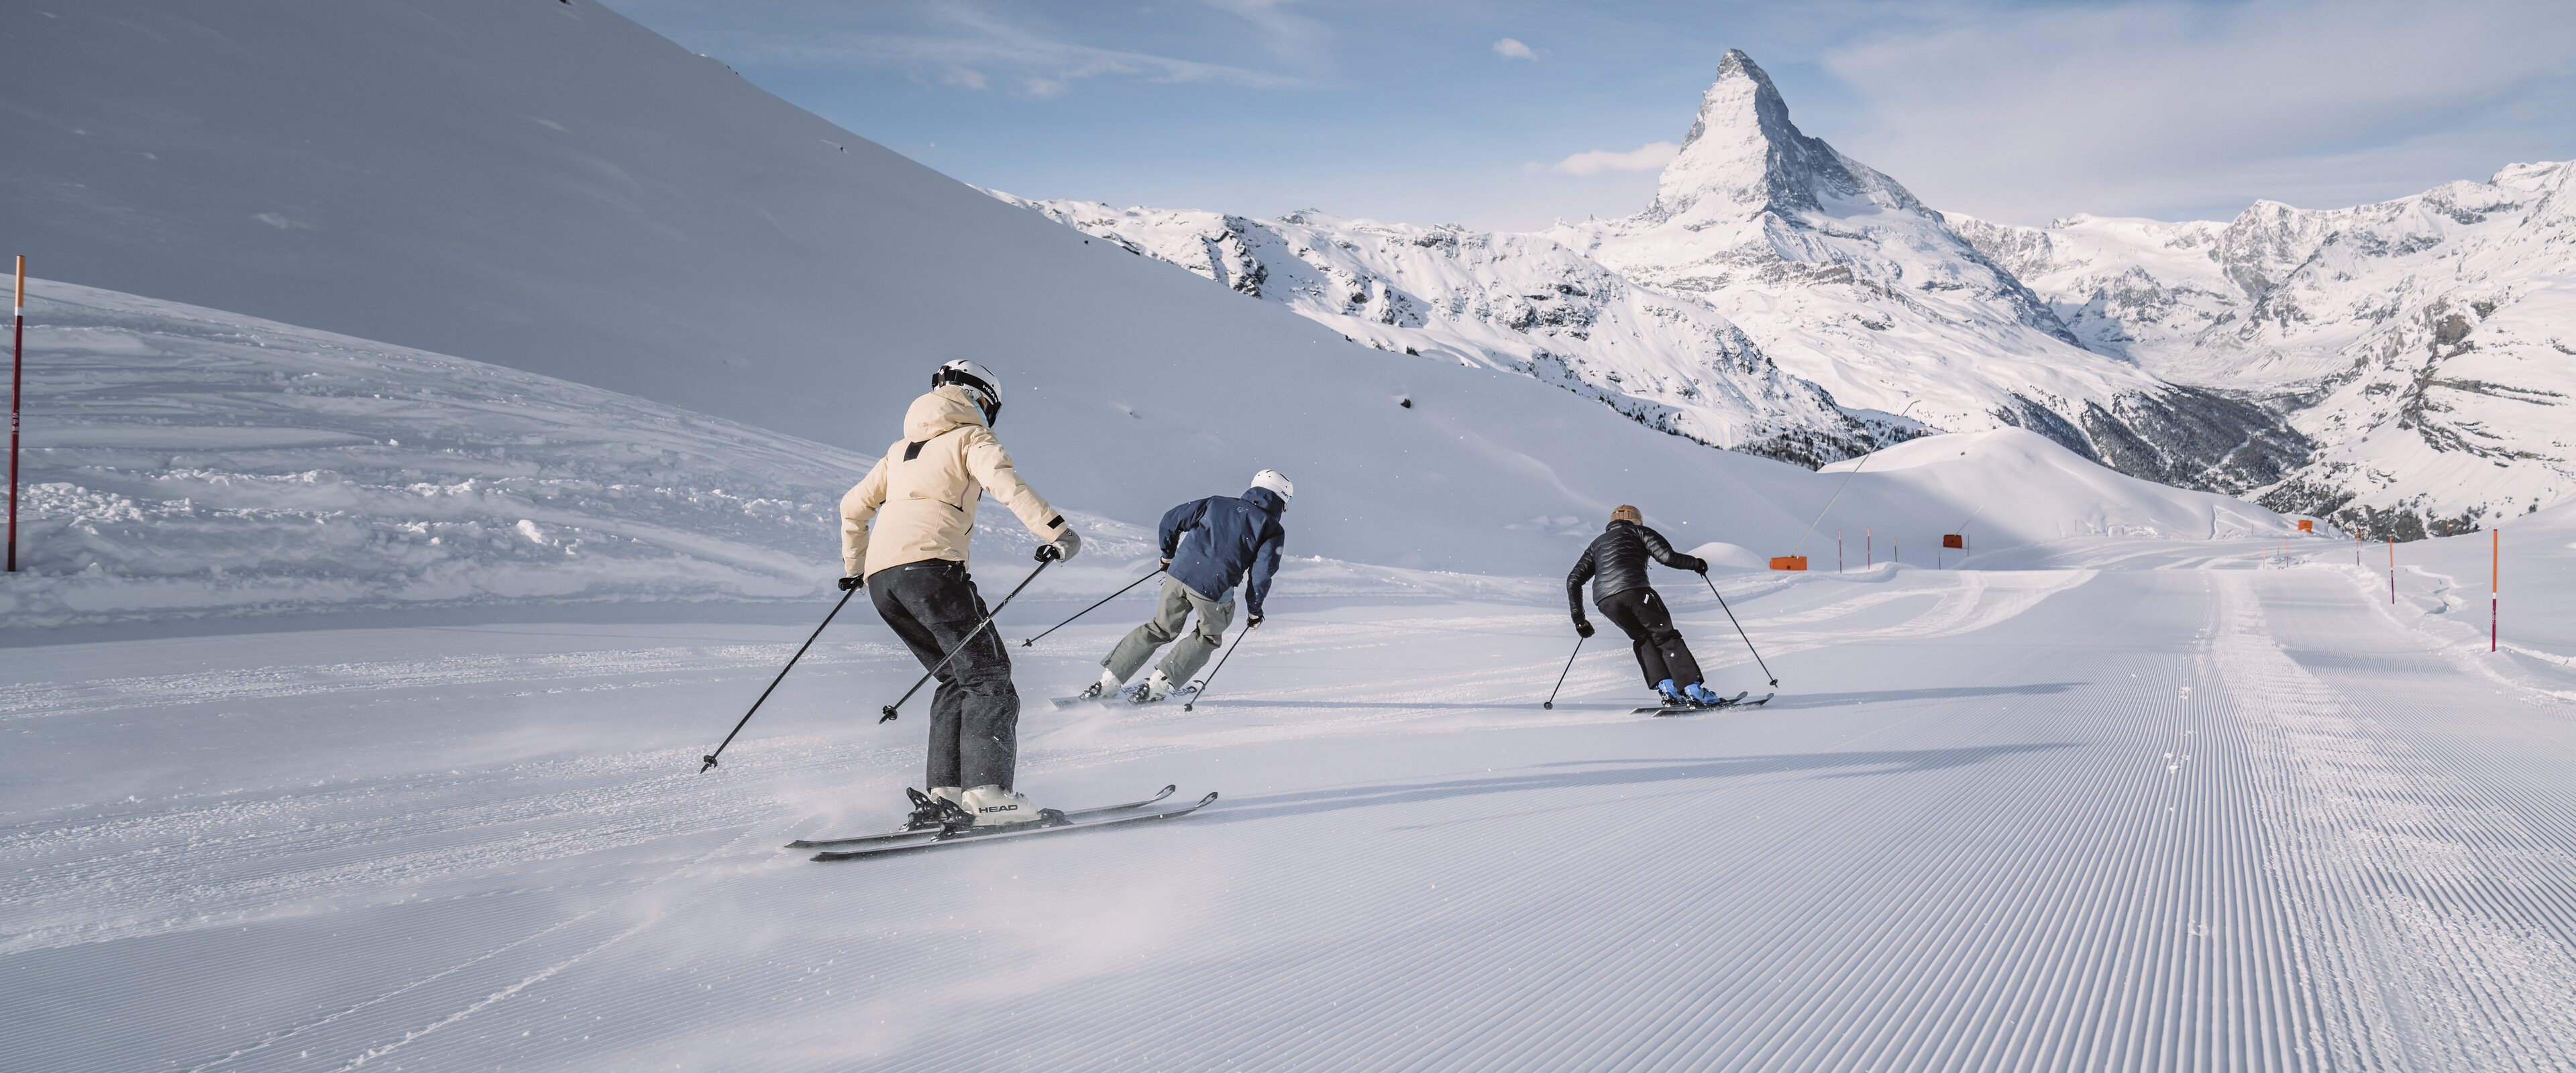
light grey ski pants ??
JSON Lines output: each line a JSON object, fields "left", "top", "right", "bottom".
{"left": 1103, "top": 576, "right": 1235, "bottom": 685}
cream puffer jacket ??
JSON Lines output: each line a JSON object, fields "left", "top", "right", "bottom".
{"left": 841, "top": 385, "right": 1069, "bottom": 578}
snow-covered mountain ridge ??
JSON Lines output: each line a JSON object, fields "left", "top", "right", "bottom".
{"left": 1955, "top": 161, "right": 2576, "bottom": 538}
{"left": 996, "top": 50, "right": 2311, "bottom": 501}
{"left": 985, "top": 194, "right": 1879, "bottom": 467}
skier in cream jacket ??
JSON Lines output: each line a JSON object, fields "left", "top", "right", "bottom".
{"left": 841, "top": 361, "right": 1078, "bottom": 828}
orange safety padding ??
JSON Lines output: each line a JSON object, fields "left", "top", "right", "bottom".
{"left": 1941, "top": 534, "right": 1964, "bottom": 549}
{"left": 2297, "top": 519, "right": 2314, "bottom": 532}
{"left": 1769, "top": 556, "right": 1807, "bottom": 571}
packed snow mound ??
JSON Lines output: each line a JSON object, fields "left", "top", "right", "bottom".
{"left": 1955, "top": 162, "right": 2576, "bottom": 538}
{"left": 1814, "top": 429, "right": 2301, "bottom": 549}
{"left": 985, "top": 194, "right": 1878, "bottom": 467}
{"left": 1540, "top": 50, "right": 2308, "bottom": 496}
{"left": 1686, "top": 542, "right": 1770, "bottom": 572}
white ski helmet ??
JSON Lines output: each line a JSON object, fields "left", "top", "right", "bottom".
{"left": 932, "top": 359, "right": 1002, "bottom": 426}
{"left": 1250, "top": 468, "right": 1294, "bottom": 500}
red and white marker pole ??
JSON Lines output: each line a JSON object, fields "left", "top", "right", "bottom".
{"left": 7, "top": 255, "right": 21, "bottom": 574}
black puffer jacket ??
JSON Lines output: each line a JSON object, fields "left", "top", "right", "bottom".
{"left": 1567, "top": 520, "right": 1705, "bottom": 619}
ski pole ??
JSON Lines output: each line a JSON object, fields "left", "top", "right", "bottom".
{"left": 1183, "top": 621, "right": 1255, "bottom": 713}
{"left": 1701, "top": 572, "right": 1779, "bottom": 687}
{"left": 700, "top": 585, "right": 859, "bottom": 773}
{"left": 879, "top": 559, "right": 1053, "bottom": 723}
{"left": 1542, "top": 636, "right": 1583, "bottom": 710}
{"left": 1022, "top": 565, "right": 1163, "bottom": 646}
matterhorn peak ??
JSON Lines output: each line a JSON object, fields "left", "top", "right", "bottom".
{"left": 1648, "top": 48, "right": 1922, "bottom": 225}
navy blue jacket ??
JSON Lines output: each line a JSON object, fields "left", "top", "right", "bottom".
{"left": 1161, "top": 488, "right": 1288, "bottom": 615}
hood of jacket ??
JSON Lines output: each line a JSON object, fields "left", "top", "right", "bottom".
{"left": 902, "top": 384, "right": 987, "bottom": 442}
{"left": 1242, "top": 486, "right": 1287, "bottom": 515}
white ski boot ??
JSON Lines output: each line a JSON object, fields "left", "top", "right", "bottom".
{"left": 1135, "top": 670, "right": 1175, "bottom": 703}
{"left": 1077, "top": 669, "right": 1121, "bottom": 701}
{"left": 961, "top": 783, "right": 1052, "bottom": 826}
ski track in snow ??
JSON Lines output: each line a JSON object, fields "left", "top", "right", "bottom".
{"left": 8, "top": 566, "right": 2576, "bottom": 1070}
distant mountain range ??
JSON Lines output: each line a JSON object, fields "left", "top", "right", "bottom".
{"left": 996, "top": 50, "right": 2571, "bottom": 539}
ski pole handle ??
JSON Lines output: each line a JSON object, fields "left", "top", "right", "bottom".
{"left": 1022, "top": 565, "right": 1164, "bottom": 646}
{"left": 700, "top": 585, "right": 858, "bottom": 772}
{"left": 880, "top": 559, "right": 1053, "bottom": 723}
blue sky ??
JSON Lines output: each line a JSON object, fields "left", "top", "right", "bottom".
{"left": 602, "top": 0, "right": 2576, "bottom": 230}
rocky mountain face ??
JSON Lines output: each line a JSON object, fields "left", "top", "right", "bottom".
{"left": 1957, "top": 162, "right": 2576, "bottom": 538}
{"left": 997, "top": 50, "right": 2310, "bottom": 500}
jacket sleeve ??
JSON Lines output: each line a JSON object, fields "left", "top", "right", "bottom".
{"left": 1566, "top": 544, "right": 1596, "bottom": 620}
{"left": 1641, "top": 526, "right": 1703, "bottom": 572}
{"left": 839, "top": 457, "right": 890, "bottom": 577}
{"left": 960, "top": 426, "right": 1069, "bottom": 541}
{"left": 1244, "top": 520, "right": 1285, "bottom": 616}
{"left": 1157, "top": 498, "right": 1208, "bottom": 560}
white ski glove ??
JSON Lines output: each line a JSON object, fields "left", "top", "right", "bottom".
{"left": 1036, "top": 527, "right": 1082, "bottom": 563}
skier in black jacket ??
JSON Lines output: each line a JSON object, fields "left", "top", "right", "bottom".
{"left": 1567, "top": 505, "right": 1727, "bottom": 708}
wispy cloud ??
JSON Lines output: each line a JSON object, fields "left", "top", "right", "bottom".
{"left": 1491, "top": 38, "right": 1536, "bottom": 60}
{"left": 708, "top": 2, "right": 1305, "bottom": 97}
{"left": 1546, "top": 140, "right": 1679, "bottom": 176}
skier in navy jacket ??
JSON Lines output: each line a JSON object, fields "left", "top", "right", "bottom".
{"left": 1085, "top": 469, "right": 1292, "bottom": 703}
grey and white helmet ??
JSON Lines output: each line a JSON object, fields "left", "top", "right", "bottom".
{"left": 933, "top": 359, "right": 1002, "bottom": 426}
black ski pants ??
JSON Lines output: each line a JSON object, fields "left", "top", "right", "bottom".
{"left": 1597, "top": 586, "right": 1704, "bottom": 689}
{"left": 867, "top": 558, "right": 1020, "bottom": 791}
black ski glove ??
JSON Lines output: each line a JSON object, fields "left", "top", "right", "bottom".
{"left": 1689, "top": 557, "right": 1710, "bottom": 574}
{"left": 1574, "top": 618, "right": 1595, "bottom": 639}
{"left": 837, "top": 575, "right": 862, "bottom": 591}
{"left": 1246, "top": 612, "right": 1265, "bottom": 628}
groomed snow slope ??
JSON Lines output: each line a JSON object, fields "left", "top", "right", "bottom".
{"left": 9, "top": 541, "right": 2573, "bottom": 1069}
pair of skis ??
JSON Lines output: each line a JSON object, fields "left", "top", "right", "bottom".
{"left": 789, "top": 783, "right": 1218, "bottom": 862}
{"left": 1633, "top": 690, "right": 1775, "bottom": 716}
{"left": 1050, "top": 681, "right": 1198, "bottom": 709}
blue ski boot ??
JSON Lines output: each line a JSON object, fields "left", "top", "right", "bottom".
{"left": 1684, "top": 682, "right": 1727, "bottom": 708}
{"left": 1656, "top": 678, "right": 1690, "bottom": 708}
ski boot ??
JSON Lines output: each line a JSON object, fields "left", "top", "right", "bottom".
{"left": 1076, "top": 669, "right": 1121, "bottom": 701}
{"left": 1656, "top": 678, "right": 1691, "bottom": 709}
{"left": 961, "top": 784, "right": 1063, "bottom": 827}
{"left": 1683, "top": 682, "right": 1728, "bottom": 708}
{"left": 902, "top": 786, "right": 972, "bottom": 831}
{"left": 1135, "top": 669, "right": 1176, "bottom": 704}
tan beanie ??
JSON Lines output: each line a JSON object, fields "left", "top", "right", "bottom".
{"left": 1611, "top": 505, "right": 1642, "bottom": 524}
